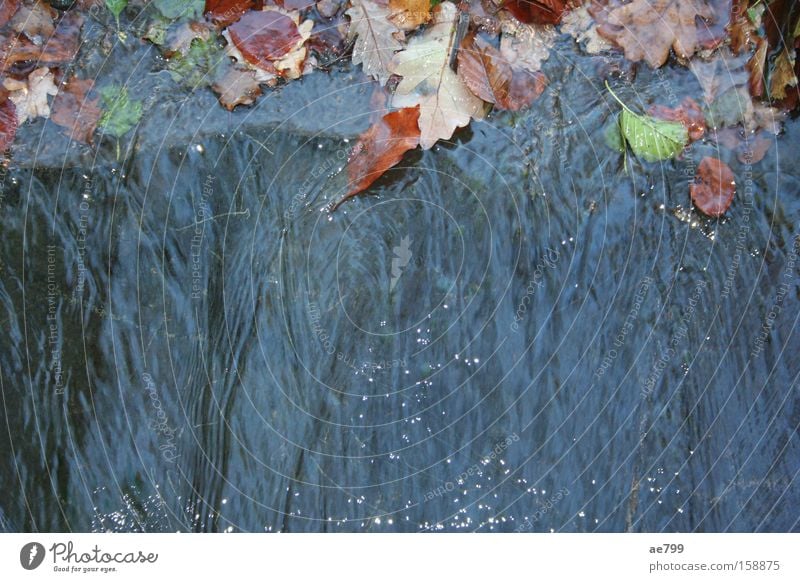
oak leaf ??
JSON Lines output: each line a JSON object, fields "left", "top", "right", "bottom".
{"left": 389, "top": 2, "right": 484, "bottom": 149}
{"left": 3, "top": 67, "right": 58, "bottom": 124}
{"left": 346, "top": 0, "right": 404, "bottom": 84}
{"left": 690, "top": 157, "right": 735, "bottom": 217}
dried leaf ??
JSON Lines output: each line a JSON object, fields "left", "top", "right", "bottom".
{"left": 388, "top": 0, "right": 430, "bottom": 31}
{"left": 502, "top": 0, "right": 567, "bottom": 25}
{"left": 204, "top": 0, "right": 254, "bottom": 27}
{"left": 212, "top": 65, "right": 263, "bottom": 110}
{"left": 346, "top": 0, "right": 404, "bottom": 84}
{"left": 51, "top": 79, "right": 102, "bottom": 144}
{"left": 770, "top": 48, "right": 797, "bottom": 100}
{"left": 690, "top": 156, "right": 735, "bottom": 217}
{"left": 339, "top": 106, "right": 421, "bottom": 204}
{"left": 0, "top": 92, "right": 17, "bottom": 152}
{"left": 591, "top": 0, "right": 727, "bottom": 68}
{"left": 3, "top": 67, "right": 58, "bottom": 124}
{"left": 390, "top": 2, "right": 484, "bottom": 149}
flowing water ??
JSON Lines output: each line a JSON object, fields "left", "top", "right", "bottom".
{"left": 1, "top": 33, "right": 799, "bottom": 532}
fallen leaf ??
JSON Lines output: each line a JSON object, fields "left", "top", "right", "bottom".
{"left": 770, "top": 48, "right": 797, "bottom": 100}
{"left": 499, "top": 15, "right": 557, "bottom": 73}
{"left": 606, "top": 82, "right": 688, "bottom": 162}
{"left": 105, "top": 0, "right": 127, "bottom": 27}
{"left": 50, "top": 79, "right": 102, "bottom": 144}
{"left": 747, "top": 36, "right": 767, "bottom": 97}
{"left": 167, "top": 36, "right": 223, "bottom": 86}
{"left": 591, "top": 0, "right": 728, "bottom": 68}
{"left": 0, "top": 11, "right": 82, "bottom": 70}
{"left": 0, "top": 92, "right": 17, "bottom": 152}
{"left": 713, "top": 127, "right": 772, "bottom": 164}
{"left": 228, "top": 9, "right": 302, "bottom": 69}
{"left": 164, "top": 20, "right": 214, "bottom": 56}
{"left": 390, "top": 1, "right": 484, "bottom": 149}
{"left": 388, "top": 0, "right": 430, "bottom": 31}
{"left": 98, "top": 85, "right": 143, "bottom": 138}
{"left": 561, "top": 3, "right": 613, "bottom": 54}
{"left": 338, "top": 106, "right": 420, "bottom": 205}
{"left": 690, "top": 156, "right": 735, "bottom": 216}
{"left": 204, "top": 0, "right": 254, "bottom": 27}
{"left": 11, "top": 1, "right": 57, "bottom": 41}
{"left": 212, "top": 65, "right": 263, "bottom": 109}
{"left": 0, "top": 0, "right": 19, "bottom": 28}
{"left": 154, "top": 0, "right": 204, "bottom": 19}
{"left": 3, "top": 67, "right": 58, "bottom": 124}
{"left": 502, "top": 0, "right": 567, "bottom": 25}
{"left": 457, "top": 31, "right": 546, "bottom": 110}
{"left": 346, "top": 0, "right": 404, "bottom": 84}
{"left": 648, "top": 97, "right": 706, "bottom": 142}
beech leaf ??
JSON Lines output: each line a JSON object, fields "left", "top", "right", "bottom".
{"left": 337, "top": 106, "right": 421, "bottom": 207}
{"left": 389, "top": 2, "right": 484, "bottom": 149}
{"left": 346, "top": 0, "right": 404, "bottom": 84}
{"left": 98, "top": 85, "right": 143, "bottom": 138}
{"left": 690, "top": 157, "right": 735, "bottom": 217}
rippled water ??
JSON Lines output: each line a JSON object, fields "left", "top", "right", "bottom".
{"left": 1, "top": 35, "right": 799, "bottom": 532}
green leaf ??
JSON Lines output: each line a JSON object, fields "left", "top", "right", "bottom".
{"left": 605, "top": 81, "right": 688, "bottom": 163}
{"left": 98, "top": 85, "right": 143, "bottom": 138}
{"left": 105, "top": 0, "right": 127, "bottom": 19}
{"left": 167, "top": 38, "right": 223, "bottom": 87}
{"left": 619, "top": 109, "right": 687, "bottom": 162}
{"left": 153, "top": 0, "right": 204, "bottom": 20}
{"left": 603, "top": 114, "right": 625, "bottom": 153}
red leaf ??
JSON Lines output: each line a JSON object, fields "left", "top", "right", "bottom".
{"left": 502, "top": 0, "right": 567, "bottom": 25}
{"left": 0, "top": 0, "right": 20, "bottom": 28}
{"left": 0, "top": 92, "right": 17, "bottom": 152}
{"left": 649, "top": 97, "right": 706, "bottom": 142}
{"left": 205, "top": 0, "right": 254, "bottom": 27}
{"left": 336, "top": 106, "right": 421, "bottom": 208}
{"left": 228, "top": 10, "right": 302, "bottom": 69}
{"left": 690, "top": 157, "right": 736, "bottom": 217}
{"left": 50, "top": 79, "right": 101, "bottom": 144}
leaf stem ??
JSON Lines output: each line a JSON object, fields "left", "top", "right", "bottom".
{"left": 604, "top": 80, "right": 635, "bottom": 114}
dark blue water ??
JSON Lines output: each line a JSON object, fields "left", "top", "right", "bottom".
{"left": 0, "top": 30, "right": 799, "bottom": 533}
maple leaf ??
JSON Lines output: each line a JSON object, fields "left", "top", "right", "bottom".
{"left": 591, "top": 0, "right": 728, "bottom": 68}
{"left": 690, "top": 157, "right": 735, "bottom": 217}
{"left": 3, "top": 67, "right": 58, "bottom": 124}
{"left": 389, "top": 1, "right": 484, "bottom": 149}
{"left": 50, "top": 79, "right": 102, "bottom": 144}
{"left": 346, "top": 0, "right": 404, "bottom": 84}
{"left": 336, "top": 106, "right": 421, "bottom": 207}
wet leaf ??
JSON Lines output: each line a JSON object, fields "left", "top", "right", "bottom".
{"left": 339, "top": 106, "right": 421, "bottom": 205}
{"left": 0, "top": 11, "right": 82, "bottom": 69}
{"left": 105, "top": 0, "right": 127, "bottom": 24}
{"left": 154, "top": 0, "right": 205, "bottom": 20}
{"left": 648, "top": 97, "right": 706, "bottom": 142}
{"left": 228, "top": 9, "right": 302, "bottom": 69}
{"left": 204, "top": 0, "right": 253, "bottom": 27}
{"left": 606, "top": 83, "right": 688, "bottom": 162}
{"left": 11, "top": 2, "right": 57, "bottom": 39}
{"left": 3, "top": 67, "right": 58, "bottom": 124}
{"left": 499, "top": 17, "right": 556, "bottom": 74}
{"left": 346, "top": 0, "right": 404, "bottom": 84}
{"left": 388, "top": 0, "right": 431, "bottom": 31}
{"left": 690, "top": 156, "right": 735, "bottom": 217}
{"left": 390, "top": 2, "right": 484, "bottom": 149}
{"left": 0, "top": 92, "right": 17, "bottom": 152}
{"left": 770, "top": 48, "right": 797, "bottom": 100}
{"left": 591, "top": 0, "right": 728, "bottom": 68}
{"left": 98, "top": 85, "right": 143, "bottom": 138}
{"left": 502, "top": 0, "right": 567, "bottom": 25}
{"left": 167, "top": 36, "right": 222, "bottom": 86}
{"left": 561, "top": 3, "right": 613, "bottom": 54}
{"left": 212, "top": 65, "right": 262, "bottom": 109}
{"left": 51, "top": 79, "right": 102, "bottom": 144}
{"left": 0, "top": 0, "right": 19, "bottom": 28}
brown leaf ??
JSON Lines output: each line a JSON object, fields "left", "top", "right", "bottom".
{"left": 0, "top": 12, "right": 82, "bottom": 71}
{"left": 205, "top": 0, "right": 255, "bottom": 27}
{"left": 0, "top": 92, "right": 17, "bottom": 152}
{"left": 212, "top": 65, "right": 263, "bottom": 110}
{"left": 690, "top": 157, "right": 736, "bottom": 217}
{"left": 591, "top": 0, "right": 728, "bottom": 68}
{"left": 501, "top": 68, "right": 546, "bottom": 110}
{"left": 502, "top": 0, "right": 567, "bottom": 25}
{"left": 228, "top": 9, "right": 302, "bottom": 68}
{"left": 388, "top": 0, "right": 430, "bottom": 30}
{"left": 713, "top": 127, "right": 773, "bottom": 164}
{"left": 10, "top": 1, "right": 57, "bottom": 41}
{"left": 770, "top": 47, "right": 797, "bottom": 100}
{"left": 648, "top": 97, "right": 706, "bottom": 142}
{"left": 338, "top": 106, "right": 420, "bottom": 206}
{"left": 0, "top": 0, "right": 20, "bottom": 28}
{"left": 747, "top": 36, "right": 767, "bottom": 97}
{"left": 165, "top": 21, "right": 213, "bottom": 56}
{"left": 50, "top": 79, "right": 101, "bottom": 144}
{"left": 457, "top": 32, "right": 512, "bottom": 105}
